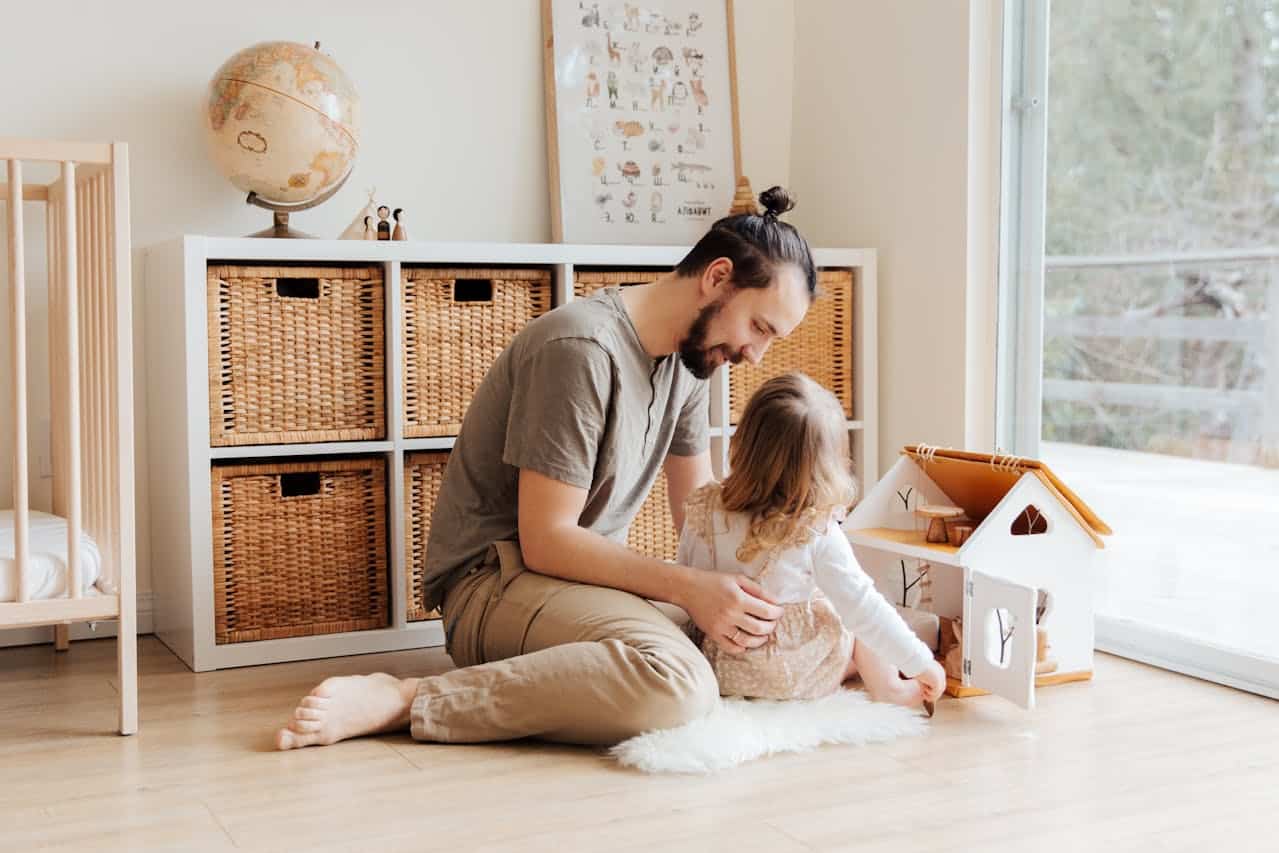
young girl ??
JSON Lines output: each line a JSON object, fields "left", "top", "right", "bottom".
{"left": 677, "top": 372, "right": 945, "bottom": 711}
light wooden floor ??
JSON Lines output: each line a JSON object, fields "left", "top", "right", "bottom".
{"left": 1, "top": 637, "right": 1275, "bottom": 853}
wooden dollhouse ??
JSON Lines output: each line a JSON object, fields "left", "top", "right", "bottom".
{"left": 844, "top": 445, "right": 1112, "bottom": 709}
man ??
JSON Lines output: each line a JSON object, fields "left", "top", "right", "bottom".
{"left": 277, "top": 190, "right": 817, "bottom": 748}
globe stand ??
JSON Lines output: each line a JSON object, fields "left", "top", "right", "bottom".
{"left": 245, "top": 208, "right": 313, "bottom": 240}
{"left": 244, "top": 170, "right": 350, "bottom": 238}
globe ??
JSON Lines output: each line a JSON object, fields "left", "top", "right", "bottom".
{"left": 205, "top": 41, "right": 360, "bottom": 234}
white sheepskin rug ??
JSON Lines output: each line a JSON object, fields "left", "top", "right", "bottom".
{"left": 609, "top": 688, "right": 928, "bottom": 775}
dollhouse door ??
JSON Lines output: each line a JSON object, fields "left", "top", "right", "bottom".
{"left": 963, "top": 568, "right": 1039, "bottom": 709}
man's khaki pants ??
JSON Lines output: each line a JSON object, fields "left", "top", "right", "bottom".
{"left": 409, "top": 541, "right": 719, "bottom": 745}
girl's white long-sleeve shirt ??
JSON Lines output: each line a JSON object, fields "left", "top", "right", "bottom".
{"left": 676, "top": 489, "right": 935, "bottom": 678}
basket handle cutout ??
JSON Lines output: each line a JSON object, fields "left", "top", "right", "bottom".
{"left": 276, "top": 278, "right": 322, "bottom": 299}
{"left": 453, "top": 278, "right": 494, "bottom": 303}
{"left": 279, "top": 472, "right": 323, "bottom": 498}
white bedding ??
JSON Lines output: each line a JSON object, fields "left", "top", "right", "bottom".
{"left": 1, "top": 510, "right": 107, "bottom": 602}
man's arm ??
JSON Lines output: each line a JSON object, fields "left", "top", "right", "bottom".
{"left": 517, "top": 467, "right": 781, "bottom": 652}
{"left": 663, "top": 450, "right": 714, "bottom": 534}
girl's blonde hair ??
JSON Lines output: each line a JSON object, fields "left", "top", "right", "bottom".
{"left": 720, "top": 372, "right": 857, "bottom": 562}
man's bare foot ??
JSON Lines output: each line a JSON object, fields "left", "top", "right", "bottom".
{"left": 275, "top": 673, "right": 419, "bottom": 750}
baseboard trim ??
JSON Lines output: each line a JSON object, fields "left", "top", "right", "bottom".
{"left": 0, "top": 593, "right": 155, "bottom": 649}
{"left": 1096, "top": 615, "right": 1279, "bottom": 701}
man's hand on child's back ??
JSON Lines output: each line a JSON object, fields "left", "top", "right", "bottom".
{"left": 676, "top": 569, "right": 782, "bottom": 655}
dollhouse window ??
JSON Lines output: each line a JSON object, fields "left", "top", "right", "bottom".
{"left": 1010, "top": 504, "right": 1048, "bottom": 536}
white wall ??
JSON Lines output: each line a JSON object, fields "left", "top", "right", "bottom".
{"left": 0, "top": 0, "right": 796, "bottom": 636}
{"left": 4, "top": 1, "right": 1002, "bottom": 643}
{"left": 789, "top": 0, "right": 998, "bottom": 476}
{"left": 1, "top": 1, "right": 793, "bottom": 248}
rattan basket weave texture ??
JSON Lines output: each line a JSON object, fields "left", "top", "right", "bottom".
{"left": 211, "top": 457, "right": 389, "bottom": 644}
{"left": 207, "top": 264, "right": 385, "bottom": 446}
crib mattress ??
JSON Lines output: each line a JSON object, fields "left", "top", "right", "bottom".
{"left": 1, "top": 510, "right": 106, "bottom": 602}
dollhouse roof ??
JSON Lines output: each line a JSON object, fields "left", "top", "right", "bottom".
{"left": 902, "top": 446, "right": 1112, "bottom": 548}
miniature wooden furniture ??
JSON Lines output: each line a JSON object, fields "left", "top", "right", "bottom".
{"left": 917, "top": 504, "right": 963, "bottom": 543}
{"left": 947, "top": 522, "right": 975, "bottom": 546}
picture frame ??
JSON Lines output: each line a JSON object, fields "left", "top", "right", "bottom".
{"left": 542, "top": 0, "right": 743, "bottom": 244}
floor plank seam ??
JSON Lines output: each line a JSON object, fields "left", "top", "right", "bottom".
{"left": 382, "top": 739, "right": 424, "bottom": 770}
{"left": 764, "top": 818, "right": 819, "bottom": 851}
{"left": 203, "top": 800, "right": 240, "bottom": 849}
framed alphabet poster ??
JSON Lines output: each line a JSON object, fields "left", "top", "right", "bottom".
{"left": 543, "top": 0, "right": 742, "bottom": 244}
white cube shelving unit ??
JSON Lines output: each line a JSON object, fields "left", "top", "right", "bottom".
{"left": 144, "top": 236, "right": 877, "bottom": 671}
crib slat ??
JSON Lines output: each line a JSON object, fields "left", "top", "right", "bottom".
{"left": 91, "top": 174, "right": 106, "bottom": 569}
{"left": 84, "top": 178, "right": 99, "bottom": 559}
{"left": 111, "top": 142, "right": 138, "bottom": 737}
{"left": 84, "top": 176, "right": 99, "bottom": 596}
{"left": 47, "top": 194, "right": 58, "bottom": 516}
{"left": 58, "top": 190, "right": 68, "bottom": 522}
{"left": 76, "top": 179, "right": 88, "bottom": 589}
{"left": 93, "top": 174, "right": 111, "bottom": 571}
{"left": 56, "top": 188, "right": 67, "bottom": 521}
{"left": 102, "top": 174, "right": 117, "bottom": 575}
{"left": 63, "top": 160, "right": 82, "bottom": 600}
{"left": 48, "top": 194, "right": 64, "bottom": 519}
{"left": 76, "top": 181, "right": 88, "bottom": 557}
{"left": 6, "top": 159, "right": 31, "bottom": 603}
{"left": 83, "top": 176, "right": 98, "bottom": 590}
{"left": 102, "top": 172, "right": 118, "bottom": 577}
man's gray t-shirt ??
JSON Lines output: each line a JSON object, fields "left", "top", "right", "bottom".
{"left": 421, "top": 286, "right": 710, "bottom": 610}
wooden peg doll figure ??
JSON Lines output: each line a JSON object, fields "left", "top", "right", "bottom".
{"left": 392, "top": 208, "right": 407, "bottom": 241}
{"left": 376, "top": 205, "right": 392, "bottom": 240}
{"left": 363, "top": 215, "right": 376, "bottom": 240}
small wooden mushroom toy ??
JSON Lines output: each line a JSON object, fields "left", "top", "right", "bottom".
{"left": 917, "top": 504, "right": 964, "bottom": 544}
{"left": 948, "top": 522, "right": 975, "bottom": 547}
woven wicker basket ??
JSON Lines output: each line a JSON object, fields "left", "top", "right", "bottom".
{"left": 404, "top": 451, "right": 448, "bottom": 622}
{"left": 211, "top": 457, "right": 389, "bottom": 644}
{"left": 729, "top": 269, "right": 854, "bottom": 422}
{"left": 207, "top": 265, "right": 386, "bottom": 446}
{"left": 629, "top": 472, "right": 679, "bottom": 561}
{"left": 403, "top": 267, "right": 552, "bottom": 437}
{"left": 573, "top": 268, "right": 665, "bottom": 299}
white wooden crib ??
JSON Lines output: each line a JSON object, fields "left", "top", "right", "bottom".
{"left": 1, "top": 138, "right": 137, "bottom": 735}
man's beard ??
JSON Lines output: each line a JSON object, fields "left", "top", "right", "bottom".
{"left": 678, "top": 297, "right": 741, "bottom": 379}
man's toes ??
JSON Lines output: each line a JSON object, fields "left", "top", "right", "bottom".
{"left": 294, "top": 705, "right": 324, "bottom": 721}
{"left": 277, "top": 727, "right": 317, "bottom": 750}
{"left": 301, "top": 695, "right": 329, "bottom": 710}
{"left": 289, "top": 717, "right": 322, "bottom": 734}
{"left": 313, "top": 677, "right": 342, "bottom": 698}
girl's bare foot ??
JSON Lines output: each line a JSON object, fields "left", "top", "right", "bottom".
{"left": 275, "top": 673, "right": 419, "bottom": 750}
